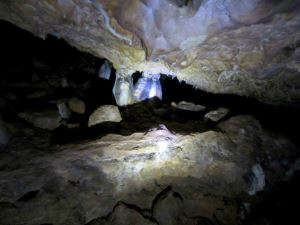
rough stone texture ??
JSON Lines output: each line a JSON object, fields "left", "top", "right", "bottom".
{"left": 171, "top": 101, "right": 206, "bottom": 111}
{"left": 88, "top": 105, "right": 122, "bottom": 127}
{"left": 18, "top": 110, "right": 62, "bottom": 130}
{"left": 204, "top": 107, "right": 230, "bottom": 122}
{"left": 68, "top": 97, "right": 86, "bottom": 114}
{"left": 0, "top": 115, "right": 297, "bottom": 225}
{"left": 0, "top": 0, "right": 300, "bottom": 106}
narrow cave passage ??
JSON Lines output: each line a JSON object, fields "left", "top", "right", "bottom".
{"left": 0, "top": 19, "right": 300, "bottom": 225}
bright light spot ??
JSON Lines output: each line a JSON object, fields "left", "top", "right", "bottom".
{"left": 134, "top": 73, "right": 162, "bottom": 102}
{"left": 156, "top": 140, "right": 170, "bottom": 161}
{"left": 157, "top": 141, "right": 168, "bottom": 152}
{"left": 149, "top": 84, "right": 157, "bottom": 98}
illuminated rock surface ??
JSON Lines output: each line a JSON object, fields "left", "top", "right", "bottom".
{"left": 88, "top": 105, "right": 122, "bottom": 127}
{"left": 204, "top": 107, "right": 229, "bottom": 122}
{"left": 68, "top": 97, "right": 86, "bottom": 114}
{"left": 171, "top": 101, "right": 206, "bottom": 112}
{"left": 0, "top": 115, "right": 297, "bottom": 225}
{"left": 1, "top": 0, "right": 300, "bottom": 105}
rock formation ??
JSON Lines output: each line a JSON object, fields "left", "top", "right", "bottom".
{"left": 1, "top": 0, "right": 300, "bottom": 105}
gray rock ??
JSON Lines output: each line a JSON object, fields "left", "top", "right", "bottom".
{"left": 247, "top": 164, "right": 265, "bottom": 196}
{"left": 18, "top": 110, "right": 61, "bottom": 130}
{"left": 171, "top": 101, "right": 206, "bottom": 112}
{"left": 56, "top": 102, "right": 71, "bottom": 119}
{"left": 68, "top": 97, "right": 85, "bottom": 114}
{"left": 98, "top": 60, "right": 112, "bottom": 80}
{"left": 88, "top": 105, "right": 122, "bottom": 127}
{"left": 204, "top": 107, "right": 229, "bottom": 122}
{"left": 153, "top": 188, "right": 186, "bottom": 225}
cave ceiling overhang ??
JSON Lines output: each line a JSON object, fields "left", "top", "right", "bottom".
{"left": 1, "top": 0, "right": 300, "bottom": 106}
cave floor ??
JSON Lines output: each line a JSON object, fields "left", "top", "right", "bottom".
{"left": 1, "top": 100, "right": 300, "bottom": 225}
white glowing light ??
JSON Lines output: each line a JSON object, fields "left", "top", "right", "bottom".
{"left": 133, "top": 73, "right": 162, "bottom": 102}
{"left": 157, "top": 141, "right": 168, "bottom": 152}
{"left": 149, "top": 84, "right": 157, "bottom": 98}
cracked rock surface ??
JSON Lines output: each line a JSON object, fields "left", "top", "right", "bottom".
{"left": 1, "top": 0, "right": 300, "bottom": 105}
{"left": 0, "top": 115, "right": 297, "bottom": 225}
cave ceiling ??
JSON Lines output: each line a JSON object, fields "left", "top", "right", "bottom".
{"left": 1, "top": 0, "right": 300, "bottom": 105}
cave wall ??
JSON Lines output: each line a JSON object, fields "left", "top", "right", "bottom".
{"left": 0, "top": 0, "right": 300, "bottom": 106}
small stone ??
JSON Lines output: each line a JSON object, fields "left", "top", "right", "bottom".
{"left": 247, "top": 164, "right": 265, "bottom": 196}
{"left": 98, "top": 60, "right": 112, "bottom": 80}
{"left": 56, "top": 102, "right": 71, "bottom": 119}
{"left": 18, "top": 110, "right": 61, "bottom": 130}
{"left": 204, "top": 107, "right": 229, "bottom": 122}
{"left": 171, "top": 101, "right": 206, "bottom": 112}
{"left": 88, "top": 105, "right": 122, "bottom": 127}
{"left": 68, "top": 97, "right": 85, "bottom": 114}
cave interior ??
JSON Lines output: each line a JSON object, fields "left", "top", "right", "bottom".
{"left": 0, "top": 1, "right": 300, "bottom": 225}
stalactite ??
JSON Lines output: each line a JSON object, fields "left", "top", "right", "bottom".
{"left": 134, "top": 72, "right": 162, "bottom": 102}
{"left": 113, "top": 71, "right": 135, "bottom": 106}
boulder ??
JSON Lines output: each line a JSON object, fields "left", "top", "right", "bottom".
{"left": 68, "top": 97, "right": 85, "bottom": 114}
{"left": 171, "top": 101, "right": 206, "bottom": 112}
{"left": 204, "top": 107, "right": 229, "bottom": 122}
{"left": 88, "top": 105, "right": 122, "bottom": 127}
{"left": 18, "top": 110, "right": 61, "bottom": 130}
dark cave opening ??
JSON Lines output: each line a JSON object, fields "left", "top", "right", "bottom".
{"left": 1, "top": 19, "right": 300, "bottom": 225}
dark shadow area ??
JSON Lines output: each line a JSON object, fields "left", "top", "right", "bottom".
{"left": 244, "top": 171, "right": 300, "bottom": 225}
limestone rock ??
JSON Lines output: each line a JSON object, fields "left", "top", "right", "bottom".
{"left": 1, "top": 0, "right": 299, "bottom": 105}
{"left": 171, "top": 101, "right": 206, "bottom": 112}
{"left": 98, "top": 60, "right": 112, "bottom": 80}
{"left": 56, "top": 102, "right": 71, "bottom": 119}
{"left": 18, "top": 110, "right": 61, "bottom": 130}
{"left": 134, "top": 73, "right": 162, "bottom": 102}
{"left": 113, "top": 74, "right": 135, "bottom": 106}
{"left": 68, "top": 97, "right": 85, "bottom": 114}
{"left": 88, "top": 105, "right": 122, "bottom": 127}
{"left": 0, "top": 115, "right": 296, "bottom": 225}
{"left": 204, "top": 107, "right": 229, "bottom": 122}
{"left": 246, "top": 164, "right": 266, "bottom": 196}
{"left": 104, "top": 202, "right": 156, "bottom": 225}
{"left": 152, "top": 188, "right": 186, "bottom": 225}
